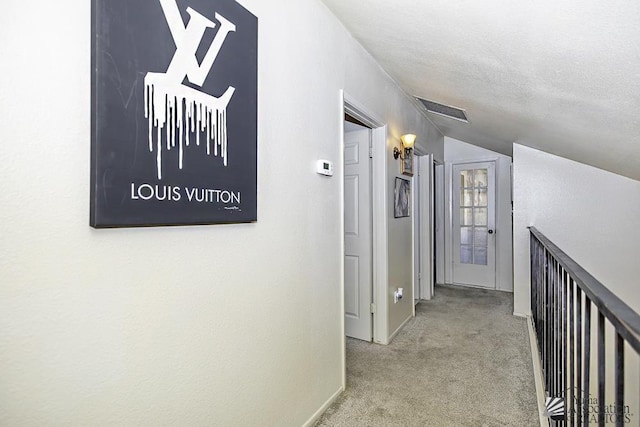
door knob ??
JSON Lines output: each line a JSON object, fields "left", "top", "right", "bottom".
{"left": 488, "top": 229, "right": 494, "bottom": 234}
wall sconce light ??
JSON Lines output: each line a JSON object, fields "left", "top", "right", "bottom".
{"left": 393, "top": 134, "right": 417, "bottom": 160}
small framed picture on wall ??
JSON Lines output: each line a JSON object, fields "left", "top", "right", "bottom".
{"left": 394, "top": 177, "right": 411, "bottom": 218}
{"left": 401, "top": 149, "right": 414, "bottom": 176}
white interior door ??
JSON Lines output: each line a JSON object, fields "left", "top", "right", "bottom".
{"left": 452, "top": 162, "right": 496, "bottom": 288}
{"left": 344, "top": 129, "right": 372, "bottom": 341}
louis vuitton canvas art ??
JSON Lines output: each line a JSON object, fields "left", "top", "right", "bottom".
{"left": 91, "top": 0, "right": 257, "bottom": 227}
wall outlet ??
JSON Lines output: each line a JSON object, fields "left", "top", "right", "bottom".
{"left": 394, "top": 288, "right": 403, "bottom": 303}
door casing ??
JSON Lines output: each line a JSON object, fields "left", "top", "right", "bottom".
{"left": 412, "top": 153, "right": 435, "bottom": 304}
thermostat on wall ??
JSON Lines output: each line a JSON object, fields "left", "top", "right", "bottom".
{"left": 316, "top": 160, "right": 334, "bottom": 176}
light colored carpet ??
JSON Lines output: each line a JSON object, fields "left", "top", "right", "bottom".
{"left": 316, "top": 285, "right": 539, "bottom": 427}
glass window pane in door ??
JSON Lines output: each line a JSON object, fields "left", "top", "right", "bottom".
{"left": 461, "top": 208, "right": 473, "bottom": 226}
{"left": 461, "top": 227, "right": 473, "bottom": 245}
{"left": 474, "top": 247, "right": 488, "bottom": 265}
{"left": 474, "top": 169, "right": 488, "bottom": 187}
{"left": 474, "top": 208, "right": 488, "bottom": 226}
{"left": 474, "top": 228, "right": 488, "bottom": 246}
{"left": 460, "top": 170, "right": 473, "bottom": 187}
{"left": 473, "top": 246, "right": 487, "bottom": 265}
{"left": 474, "top": 188, "right": 488, "bottom": 207}
{"left": 461, "top": 245, "right": 473, "bottom": 264}
{"left": 461, "top": 189, "right": 473, "bottom": 207}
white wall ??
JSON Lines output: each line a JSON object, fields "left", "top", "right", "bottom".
{"left": 386, "top": 108, "right": 443, "bottom": 338}
{"left": 0, "top": 0, "right": 442, "bottom": 425}
{"left": 444, "top": 137, "right": 513, "bottom": 292}
{"left": 512, "top": 144, "right": 640, "bottom": 316}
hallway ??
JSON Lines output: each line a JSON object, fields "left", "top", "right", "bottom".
{"left": 317, "top": 285, "right": 539, "bottom": 426}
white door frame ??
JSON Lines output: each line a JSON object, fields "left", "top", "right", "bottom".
{"left": 340, "top": 91, "right": 389, "bottom": 387}
{"left": 412, "top": 153, "right": 421, "bottom": 307}
{"left": 411, "top": 151, "right": 435, "bottom": 303}
{"left": 435, "top": 162, "right": 445, "bottom": 287}
{"left": 424, "top": 155, "right": 435, "bottom": 300}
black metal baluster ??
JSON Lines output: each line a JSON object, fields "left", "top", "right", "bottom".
{"left": 576, "top": 285, "right": 582, "bottom": 426}
{"left": 543, "top": 249, "right": 547, "bottom": 391}
{"left": 552, "top": 258, "right": 557, "bottom": 397}
{"left": 549, "top": 254, "right": 556, "bottom": 396}
{"left": 553, "top": 259, "right": 562, "bottom": 402}
{"left": 535, "top": 239, "right": 541, "bottom": 345}
{"left": 568, "top": 271, "right": 574, "bottom": 425}
{"left": 539, "top": 241, "right": 544, "bottom": 356}
{"left": 615, "top": 333, "right": 624, "bottom": 427}
{"left": 561, "top": 264, "right": 567, "bottom": 423}
{"left": 597, "top": 312, "right": 605, "bottom": 427}
{"left": 549, "top": 256, "right": 557, "bottom": 397}
{"left": 556, "top": 261, "right": 560, "bottom": 417}
{"left": 558, "top": 264, "right": 568, "bottom": 412}
{"left": 555, "top": 258, "right": 560, "bottom": 398}
{"left": 583, "top": 297, "right": 591, "bottom": 427}
{"left": 546, "top": 249, "right": 551, "bottom": 392}
{"left": 540, "top": 244, "right": 545, "bottom": 382}
{"left": 530, "top": 234, "right": 534, "bottom": 321}
{"left": 540, "top": 240, "right": 544, "bottom": 349}
{"left": 531, "top": 234, "right": 536, "bottom": 327}
{"left": 535, "top": 239, "right": 540, "bottom": 350}
{"left": 557, "top": 261, "right": 562, "bottom": 404}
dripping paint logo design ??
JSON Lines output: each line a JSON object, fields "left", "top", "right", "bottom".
{"left": 144, "top": 0, "right": 236, "bottom": 180}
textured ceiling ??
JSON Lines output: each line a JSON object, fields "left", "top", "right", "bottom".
{"left": 321, "top": 0, "right": 640, "bottom": 180}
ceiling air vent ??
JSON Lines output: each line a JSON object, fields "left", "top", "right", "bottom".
{"left": 416, "top": 97, "right": 469, "bottom": 123}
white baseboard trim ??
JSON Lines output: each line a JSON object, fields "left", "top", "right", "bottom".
{"left": 302, "top": 386, "right": 343, "bottom": 427}
{"left": 525, "top": 315, "right": 550, "bottom": 427}
{"left": 388, "top": 314, "right": 413, "bottom": 343}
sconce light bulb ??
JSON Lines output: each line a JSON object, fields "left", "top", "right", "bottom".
{"left": 401, "top": 134, "right": 417, "bottom": 149}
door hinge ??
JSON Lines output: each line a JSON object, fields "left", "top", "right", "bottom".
{"left": 370, "top": 303, "right": 376, "bottom": 314}
{"left": 368, "top": 141, "right": 373, "bottom": 158}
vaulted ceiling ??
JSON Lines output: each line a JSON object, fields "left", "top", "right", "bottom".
{"left": 321, "top": 0, "right": 640, "bottom": 180}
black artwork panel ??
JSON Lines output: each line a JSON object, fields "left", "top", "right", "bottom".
{"left": 91, "top": 0, "right": 257, "bottom": 227}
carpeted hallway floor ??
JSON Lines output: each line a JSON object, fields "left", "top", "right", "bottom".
{"left": 316, "top": 285, "right": 539, "bottom": 427}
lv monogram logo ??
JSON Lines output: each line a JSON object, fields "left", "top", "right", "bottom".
{"left": 144, "top": 0, "right": 238, "bottom": 180}
{"left": 158, "top": 0, "right": 236, "bottom": 87}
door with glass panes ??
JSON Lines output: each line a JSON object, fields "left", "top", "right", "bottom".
{"left": 452, "top": 162, "right": 496, "bottom": 288}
